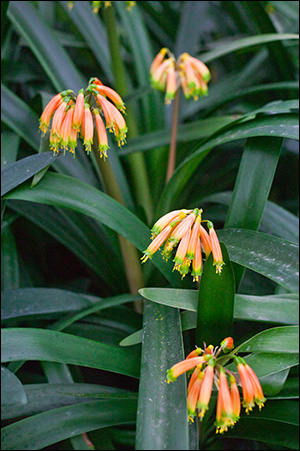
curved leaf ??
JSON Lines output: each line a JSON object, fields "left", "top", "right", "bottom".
{"left": 2, "top": 382, "right": 136, "bottom": 420}
{"left": 1, "top": 398, "right": 137, "bottom": 450}
{"left": 217, "top": 229, "right": 299, "bottom": 293}
{"left": 7, "top": 1, "right": 85, "bottom": 92}
{"left": 200, "top": 33, "right": 299, "bottom": 63}
{"left": 237, "top": 325, "right": 299, "bottom": 353}
{"left": 4, "top": 172, "right": 187, "bottom": 287}
{"left": 1, "top": 328, "right": 140, "bottom": 378}
{"left": 156, "top": 112, "right": 299, "bottom": 216}
{"left": 1, "top": 366, "right": 27, "bottom": 406}
{"left": 1, "top": 152, "right": 60, "bottom": 196}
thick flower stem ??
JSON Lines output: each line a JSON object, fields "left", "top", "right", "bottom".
{"left": 166, "top": 89, "right": 180, "bottom": 183}
{"left": 103, "top": 5, "right": 154, "bottom": 224}
{"left": 92, "top": 145, "right": 144, "bottom": 310}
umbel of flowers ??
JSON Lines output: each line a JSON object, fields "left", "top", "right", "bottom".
{"left": 167, "top": 337, "right": 266, "bottom": 434}
{"left": 141, "top": 208, "right": 224, "bottom": 280}
{"left": 39, "top": 77, "right": 127, "bottom": 158}
{"left": 150, "top": 48, "right": 211, "bottom": 104}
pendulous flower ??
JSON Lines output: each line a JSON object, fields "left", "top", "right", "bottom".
{"left": 150, "top": 48, "right": 211, "bottom": 104}
{"left": 39, "top": 78, "right": 127, "bottom": 157}
{"left": 141, "top": 208, "right": 224, "bottom": 280}
{"left": 167, "top": 337, "right": 266, "bottom": 434}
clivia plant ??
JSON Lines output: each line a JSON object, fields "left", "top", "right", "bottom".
{"left": 1, "top": 1, "right": 299, "bottom": 450}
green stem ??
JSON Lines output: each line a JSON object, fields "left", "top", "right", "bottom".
{"left": 103, "top": 5, "right": 154, "bottom": 223}
{"left": 92, "top": 144, "right": 144, "bottom": 312}
{"left": 166, "top": 89, "right": 180, "bottom": 183}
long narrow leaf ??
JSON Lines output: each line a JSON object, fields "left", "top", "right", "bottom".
{"left": 7, "top": 1, "right": 85, "bottom": 92}
{"left": 1, "top": 398, "right": 137, "bottom": 450}
{"left": 1, "top": 328, "right": 140, "bottom": 378}
{"left": 136, "top": 301, "right": 189, "bottom": 450}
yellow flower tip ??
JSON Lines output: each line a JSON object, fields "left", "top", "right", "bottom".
{"left": 140, "top": 254, "right": 149, "bottom": 264}
{"left": 188, "top": 415, "right": 195, "bottom": 423}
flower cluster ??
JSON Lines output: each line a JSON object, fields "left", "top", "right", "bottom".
{"left": 167, "top": 338, "right": 266, "bottom": 434}
{"left": 141, "top": 208, "right": 224, "bottom": 280}
{"left": 150, "top": 48, "right": 211, "bottom": 104}
{"left": 39, "top": 77, "right": 127, "bottom": 158}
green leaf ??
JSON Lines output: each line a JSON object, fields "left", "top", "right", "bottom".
{"left": 1, "top": 226, "right": 19, "bottom": 290}
{"left": 1, "top": 131, "right": 20, "bottom": 167}
{"left": 1, "top": 288, "right": 138, "bottom": 322}
{"left": 1, "top": 366, "right": 27, "bottom": 406}
{"left": 196, "top": 243, "right": 235, "bottom": 346}
{"left": 237, "top": 325, "right": 299, "bottom": 353}
{"left": 225, "top": 137, "right": 283, "bottom": 230}
{"left": 199, "top": 33, "right": 299, "bottom": 63}
{"left": 156, "top": 112, "right": 299, "bottom": 216}
{"left": 135, "top": 302, "right": 189, "bottom": 450}
{"left": 8, "top": 201, "right": 125, "bottom": 291}
{"left": 1, "top": 398, "right": 137, "bottom": 450}
{"left": 4, "top": 172, "right": 187, "bottom": 287}
{"left": 202, "top": 191, "right": 299, "bottom": 243}
{"left": 1, "top": 84, "right": 40, "bottom": 151}
{"left": 120, "top": 116, "right": 238, "bottom": 156}
{"left": 217, "top": 229, "right": 299, "bottom": 293}
{"left": 60, "top": 0, "right": 113, "bottom": 81}
{"left": 226, "top": 400, "right": 299, "bottom": 449}
{"left": 7, "top": 1, "right": 85, "bottom": 92}
{"left": 2, "top": 382, "right": 136, "bottom": 420}
{"left": 139, "top": 289, "right": 299, "bottom": 324}
{"left": 1, "top": 328, "right": 140, "bottom": 378}
{"left": 225, "top": 136, "right": 283, "bottom": 286}
{"left": 1, "top": 152, "right": 60, "bottom": 196}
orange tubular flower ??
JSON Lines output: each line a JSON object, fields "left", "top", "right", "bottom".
{"left": 197, "top": 359, "right": 215, "bottom": 419}
{"left": 167, "top": 338, "right": 266, "bottom": 432}
{"left": 234, "top": 357, "right": 266, "bottom": 413}
{"left": 82, "top": 104, "right": 94, "bottom": 154}
{"left": 39, "top": 78, "right": 127, "bottom": 157}
{"left": 93, "top": 109, "right": 109, "bottom": 158}
{"left": 215, "top": 369, "right": 235, "bottom": 434}
{"left": 60, "top": 106, "right": 75, "bottom": 151}
{"left": 150, "top": 48, "right": 168, "bottom": 76}
{"left": 207, "top": 221, "right": 224, "bottom": 274}
{"left": 150, "top": 48, "right": 210, "bottom": 104}
{"left": 91, "top": 78, "right": 126, "bottom": 113}
{"left": 39, "top": 92, "right": 64, "bottom": 134}
{"left": 173, "top": 228, "right": 191, "bottom": 276}
{"left": 230, "top": 375, "right": 241, "bottom": 422}
{"left": 244, "top": 364, "right": 266, "bottom": 410}
{"left": 142, "top": 208, "right": 224, "bottom": 280}
{"left": 167, "top": 356, "right": 205, "bottom": 382}
{"left": 72, "top": 89, "right": 85, "bottom": 130}
{"left": 187, "top": 371, "right": 204, "bottom": 421}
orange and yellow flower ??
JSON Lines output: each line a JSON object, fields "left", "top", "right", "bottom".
{"left": 167, "top": 337, "right": 266, "bottom": 434}
{"left": 150, "top": 48, "right": 211, "bottom": 104}
{"left": 39, "top": 78, "right": 127, "bottom": 157}
{"left": 141, "top": 208, "right": 223, "bottom": 280}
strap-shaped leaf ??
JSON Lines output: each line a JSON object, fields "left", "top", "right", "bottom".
{"left": 217, "top": 229, "right": 299, "bottom": 293}
{"left": 136, "top": 301, "right": 189, "bottom": 450}
{"left": 4, "top": 172, "right": 187, "bottom": 287}
{"left": 1, "top": 398, "right": 137, "bottom": 451}
{"left": 196, "top": 243, "right": 235, "bottom": 346}
{"left": 1, "top": 366, "right": 27, "bottom": 406}
{"left": 1, "top": 152, "right": 59, "bottom": 196}
{"left": 1, "top": 328, "right": 140, "bottom": 378}
{"left": 7, "top": 1, "right": 85, "bottom": 92}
